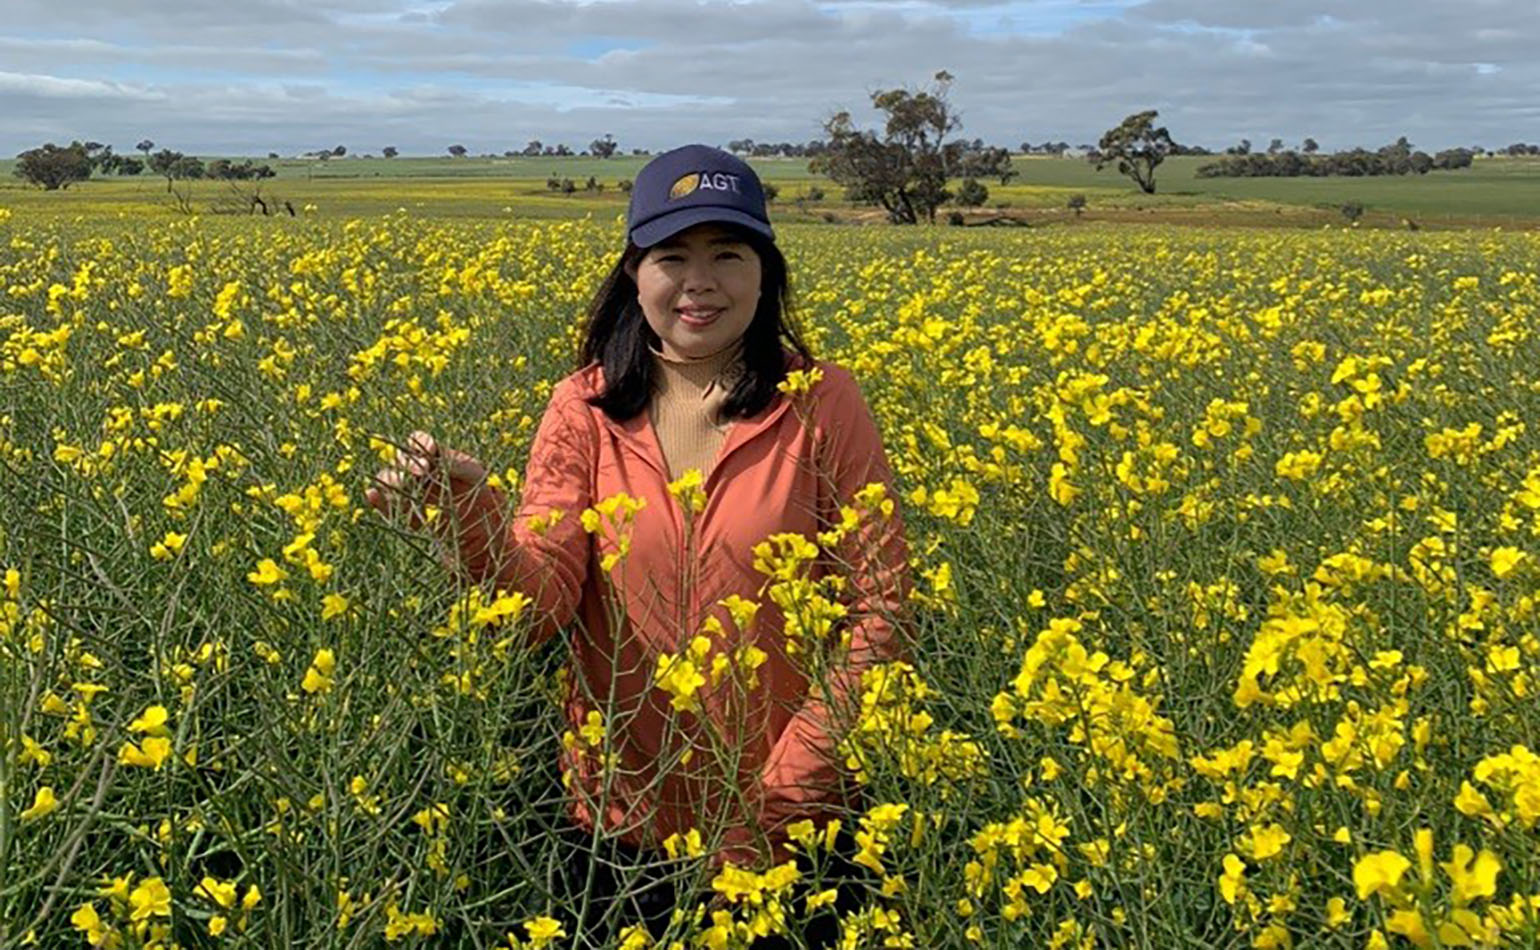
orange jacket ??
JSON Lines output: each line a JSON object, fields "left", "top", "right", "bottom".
{"left": 451, "top": 347, "right": 911, "bottom": 864}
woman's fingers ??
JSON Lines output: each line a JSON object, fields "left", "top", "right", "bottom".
{"left": 393, "top": 446, "right": 429, "bottom": 478}
{"left": 367, "top": 469, "right": 406, "bottom": 519}
{"left": 406, "top": 430, "right": 437, "bottom": 464}
{"left": 389, "top": 433, "right": 483, "bottom": 485}
{"left": 367, "top": 434, "right": 494, "bottom": 553}
{"left": 439, "top": 446, "right": 488, "bottom": 484}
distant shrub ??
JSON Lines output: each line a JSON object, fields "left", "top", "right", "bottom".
{"left": 955, "top": 178, "right": 988, "bottom": 207}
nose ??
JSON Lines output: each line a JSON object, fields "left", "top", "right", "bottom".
{"left": 681, "top": 257, "right": 718, "bottom": 293}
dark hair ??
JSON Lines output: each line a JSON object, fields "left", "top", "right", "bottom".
{"left": 576, "top": 223, "right": 814, "bottom": 424}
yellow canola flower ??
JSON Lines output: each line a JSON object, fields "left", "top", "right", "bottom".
{"left": 129, "top": 876, "right": 172, "bottom": 921}
{"left": 70, "top": 903, "right": 118, "bottom": 949}
{"left": 1354, "top": 850, "right": 1412, "bottom": 900}
{"left": 19, "top": 785, "right": 58, "bottom": 822}
{"left": 1244, "top": 823, "right": 1291, "bottom": 861}
{"left": 777, "top": 367, "right": 823, "bottom": 395}
{"left": 667, "top": 467, "right": 707, "bottom": 515}
{"left": 196, "top": 876, "right": 238, "bottom": 908}
{"left": 662, "top": 827, "right": 704, "bottom": 859}
{"left": 321, "top": 593, "right": 350, "bottom": 620}
{"left": 149, "top": 531, "right": 187, "bottom": 560}
{"left": 1442, "top": 844, "right": 1502, "bottom": 906}
{"left": 247, "top": 558, "right": 287, "bottom": 585}
{"left": 522, "top": 915, "right": 567, "bottom": 947}
{"left": 118, "top": 736, "right": 172, "bottom": 769}
{"left": 383, "top": 901, "right": 439, "bottom": 940}
{"left": 1490, "top": 546, "right": 1526, "bottom": 579}
{"left": 129, "top": 705, "right": 169, "bottom": 736}
{"left": 654, "top": 652, "right": 705, "bottom": 713}
{"left": 1217, "top": 853, "right": 1246, "bottom": 905}
{"left": 302, "top": 648, "right": 336, "bottom": 694}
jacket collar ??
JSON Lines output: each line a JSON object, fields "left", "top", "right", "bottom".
{"left": 575, "top": 348, "right": 811, "bottom": 485}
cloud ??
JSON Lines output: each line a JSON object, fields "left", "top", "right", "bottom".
{"left": 0, "top": 71, "right": 166, "bottom": 102}
{"left": 1, "top": 0, "right": 1534, "bottom": 155}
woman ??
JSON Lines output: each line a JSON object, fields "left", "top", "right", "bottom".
{"left": 366, "top": 144, "right": 912, "bottom": 947}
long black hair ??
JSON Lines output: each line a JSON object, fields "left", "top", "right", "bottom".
{"left": 576, "top": 223, "right": 815, "bottom": 424}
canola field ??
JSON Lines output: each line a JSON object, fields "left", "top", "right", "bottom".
{"left": 3, "top": 205, "right": 1540, "bottom": 949}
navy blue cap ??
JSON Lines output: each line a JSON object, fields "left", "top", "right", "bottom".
{"left": 627, "top": 144, "right": 775, "bottom": 248}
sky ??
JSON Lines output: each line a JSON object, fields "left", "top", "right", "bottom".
{"left": 2, "top": 0, "right": 1536, "bottom": 157}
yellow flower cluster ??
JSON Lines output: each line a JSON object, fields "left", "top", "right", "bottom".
{"left": 8, "top": 208, "right": 1540, "bottom": 948}
{"left": 993, "top": 617, "right": 1180, "bottom": 803}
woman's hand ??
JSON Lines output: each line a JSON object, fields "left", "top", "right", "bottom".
{"left": 365, "top": 430, "right": 501, "bottom": 573}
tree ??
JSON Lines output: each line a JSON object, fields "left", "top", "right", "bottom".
{"left": 137, "top": 139, "right": 155, "bottom": 159}
{"left": 383, "top": 146, "right": 398, "bottom": 158}
{"left": 1092, "top": 110, "right": 1179, "bottom": 194}
{"left": 95, "top": 149, "right": 126, "bottom": 175}
{"left": 80, "top": 142, "right": 114, "bottom": 173}
{"left": 523, "top": 140, "right": 543, "bottom": 157}
{"left": 148, "top": 148, "right": 186, "bottom": 192}
{"left": 172, "top": 156, "right": 206, "bottom": 180}
{"left": 1434, "top": 148, "right": 1474, "bottom": 170}
{"left": 1267, "top": 138, "right": 1285, "bottom": 154}
{"left": 955, "top": 144, "right": 1016, "bottom": 185}
{"left": 1302, "top": 137, "right": 1319, "bottom": 154}
{"left": 447, "top": 144, "right": 468, "bottom": 157}
{"left": 590, "top": 133, "right": 618, "bottom": 158}
{"left": 810, "top": 70, "right": 972, "bottom": 224}
{"left": 14, "top": 142, "right": 93, "bottom": 190}
{"left": 331, "top": 145, "right": 347, "bottom": 157}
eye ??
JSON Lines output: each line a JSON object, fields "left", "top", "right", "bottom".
{"left": 716, "top": 251, "right": 742, "bottom": 260}
{"left": 655, "top": 253, "right": 684, "bottom": 263}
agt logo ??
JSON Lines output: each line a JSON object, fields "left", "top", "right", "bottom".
{"left": 669, "top": 171, "right": 742, "bottom": 199}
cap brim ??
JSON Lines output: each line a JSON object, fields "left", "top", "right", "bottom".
{"left": 630, "top": 206, "right": 774, "bottom": 248}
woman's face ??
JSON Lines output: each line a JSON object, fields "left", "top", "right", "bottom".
{"left": 626, "top": 222, "right": 762, "bottom": 361}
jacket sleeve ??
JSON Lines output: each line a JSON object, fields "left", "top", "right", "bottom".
{"left": 756, "top": 366, "right": 913, "bottom": 839}
{"left": 449, "top": 378, "right": 594, "bottom": 650}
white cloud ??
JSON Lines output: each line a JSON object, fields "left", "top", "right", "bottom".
{"left": 0, "top": 71, "right": 166, "bottom": 101}
{"left": 1, "top": 0, "right": 1535, "bottom": 155}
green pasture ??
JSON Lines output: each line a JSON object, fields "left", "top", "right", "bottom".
{"left": 2, "top": 154, "right": 1536, "bottom": 228}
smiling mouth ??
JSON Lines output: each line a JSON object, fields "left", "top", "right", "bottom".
{"left": 676, "top": 308, "right": 723, "bottom": 326}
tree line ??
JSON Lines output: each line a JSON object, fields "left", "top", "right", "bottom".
{"left": 1195, "top": 137, "right": 1477, "bottom": 178}
{"left": 12, "top": 140, "right": 275, "bottom": 191}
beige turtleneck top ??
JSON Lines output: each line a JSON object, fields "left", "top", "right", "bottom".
{"left": 647, "top": 336, "right": 747, "bottom": 483}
